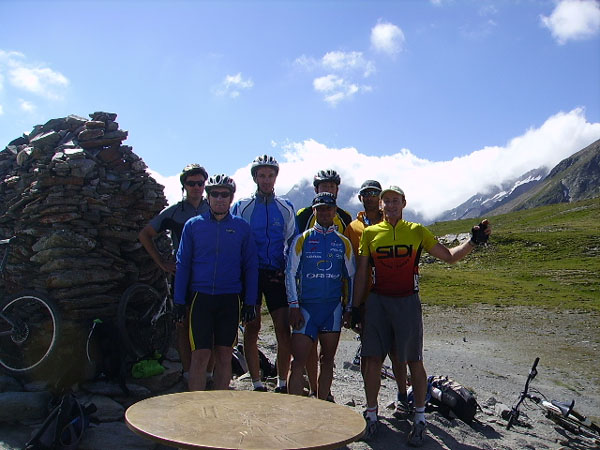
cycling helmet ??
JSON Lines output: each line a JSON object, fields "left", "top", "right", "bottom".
{"left": 313, "top": 169, "right": 341, "bottom": 188}
{"left": 205, "top": 174, "right": 236, "bottom": 194}
{"left": 250, "top": 154, "right": 279, "bottom": 177}
{"left": 312, "top": 192, "right": 337, "bottom": 208}
{"left": 179, "top": 164, "right": 208, "bottom": 186}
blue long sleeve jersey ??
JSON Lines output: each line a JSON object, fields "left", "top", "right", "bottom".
{"left": 174, "top": 211, "right": 259, "bottom": 306}
{"left": 285, "top": 222, "right": 355, "bottom": 308}
{"left": 231, "top": 192, "right": 297, "bottom": 271}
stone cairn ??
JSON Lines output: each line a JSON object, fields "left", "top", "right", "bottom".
{"left": 0, "top": 112, "right": 171, "bottom": 322}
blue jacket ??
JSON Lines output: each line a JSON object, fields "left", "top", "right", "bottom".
{"left": 285, "top": 222, "right": 355, "bottom": 307}
{"left": 174, "top": 211, "right": 258, "bottom": 306}
{"left": 231, "top": 192, "right": 297, "bottom": 271}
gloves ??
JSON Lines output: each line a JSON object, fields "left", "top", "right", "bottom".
{"left": 241, "top": 304, "right": 257, "bottom": 323}
{"left": 470, "top": 221, "right": 489, "bottom": 245}
{"left": 174, "top": 303, "right": 187, "bottom": 323}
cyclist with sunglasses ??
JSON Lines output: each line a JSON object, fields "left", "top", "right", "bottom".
{"left": 138, "top": 163, "right": 209, "bottom": 381}
{"left": 343, "top": 180, "right": 409, "bottom": 417}
{"left": 175, "top": 174, "right": 258, "bottom": 391}
{"left": 231, "top": 155, "right": 297, "bottom": 393}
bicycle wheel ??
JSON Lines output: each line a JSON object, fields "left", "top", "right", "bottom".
{"left": 118, "top": 283, "right": 173, "bottom": 360}
{"left": 545, "top": 410, "right": 600, "bottom": 440}
{"left": 0, "top": 291, "right": 61, "bottom": 374}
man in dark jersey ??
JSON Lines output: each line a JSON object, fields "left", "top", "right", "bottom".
{"left": 138, "top": 164, "right": 209, "bottom": 381}
{"left": 349, "top": 185, "right": 490, "bottom": 446}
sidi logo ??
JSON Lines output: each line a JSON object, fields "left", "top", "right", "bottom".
{"left": 375, "top": 244, "right": 413, "bottom": 259}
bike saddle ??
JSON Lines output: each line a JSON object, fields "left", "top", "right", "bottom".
{"left": 551, "top": 399, "right": 574, "bottom": 417}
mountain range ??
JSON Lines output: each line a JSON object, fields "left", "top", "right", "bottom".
{"left": 283, "top": 138, "right": 600, "bottom": 224}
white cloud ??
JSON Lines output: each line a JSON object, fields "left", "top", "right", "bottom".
{"left": 313, "top": 74, "right": 370, "bottom": 107}
{"left": 0, "top": 50, "right": 69, "bottom": 100}
{"left": 322, "top": 51, "right": 375, "bottom": 77}
{"left": 214, "top": 72, "right": 254, "bottom": 98}
{"left": 19, "top": 99, "right": 35, "bottom": 112}
{"left": 371, "top": 22, "right": 406, "bottom": 55}
{"left": 541, "top": 0, "right": 600, "bottom": 44}
{"left": 0, "top": 104, "right": 4, "bottom": 115}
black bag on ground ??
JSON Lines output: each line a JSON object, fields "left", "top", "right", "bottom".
{"left": 25, "top": 393, "right": 96, "bottom": 450}
{"left": 428, "top": 375, "right": 479, "bottom": 424}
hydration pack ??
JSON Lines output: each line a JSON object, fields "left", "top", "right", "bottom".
{"left": 428, "top": 375, "right": 479, "bottom": 424}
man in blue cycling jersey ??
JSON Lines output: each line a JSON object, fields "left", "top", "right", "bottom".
{"left": 175, "top": 174, "right": 258, "bottom": 391}
{"left": 139, "top": 164, "right": 209, "bottom": 381}
{"left": 231, "top": 155, "right": 297, "bottom": 393}
{"left": 286, "top": 192, "right": 355, "bottom": 400}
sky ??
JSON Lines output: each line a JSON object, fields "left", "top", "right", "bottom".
{"left": 1, "top": 0, "right": 600, "bottom": 221}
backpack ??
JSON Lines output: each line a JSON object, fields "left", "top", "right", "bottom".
{"left": 25, "top": 393, "right": 96, "bottom": 450}
{"left": 428, "top": 375, "right": 479, "bottom": 424}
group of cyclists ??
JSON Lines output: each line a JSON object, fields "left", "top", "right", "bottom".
{"left": 139, "top": 156, "right": 491, "bottom": 447}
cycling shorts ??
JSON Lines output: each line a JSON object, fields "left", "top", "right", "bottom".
{"left": 293, "top": 301, "right": 342, "bottom": 341}
{"left": 257, "top": 269, "right": 288, "bottom": 313}
{"left": 361, "top": 293, "right": 423, "bottom": 362}
{"left": 189, "top": 292, "right": 240, "bottom": 350}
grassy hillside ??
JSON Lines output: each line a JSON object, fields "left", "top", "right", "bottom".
{"left": 419, "top": 197, "right": 600, "bottom": 312}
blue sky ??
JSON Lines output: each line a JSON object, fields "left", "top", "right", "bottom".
{"left": 1, "top": 0, "right": 599, "bottom": 220}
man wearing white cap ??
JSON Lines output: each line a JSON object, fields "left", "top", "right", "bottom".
{"left": 349, "top": 185, "right": 490, "bottom": 446}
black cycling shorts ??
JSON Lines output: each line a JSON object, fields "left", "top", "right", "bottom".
{"left": 257, "top": 269, "right": 288, "bottom": 313}
{"left": 189, "top": 292, "right": 240, "bottom": 350}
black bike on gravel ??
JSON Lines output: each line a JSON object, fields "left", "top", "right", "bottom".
{"left": 117, "top": 278, "right": 174, "bottom": 360}
{"left": 506, "top": 357, "right": 600, "bottom": 443}
{"left": 0, "top": 237, "right": 62, "bottom": 374}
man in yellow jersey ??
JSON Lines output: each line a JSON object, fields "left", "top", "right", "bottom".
{"left": 348, "top": 186, "right": 490, "bottom": 446}
{"left": 343, "top": 180, "right": 409, "bottom": 416}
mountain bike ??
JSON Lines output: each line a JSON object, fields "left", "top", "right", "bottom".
{"left": 351, "top": 336, "right": 396, "bottom": 380}
{"left": 117, "top": 277, "right": 174, "bottom": 360}
{"left": 506, "top": 357, "right": 600, "bottom": 442}
{"left": 0, "top": 237, "right": 62, "bottom": 374}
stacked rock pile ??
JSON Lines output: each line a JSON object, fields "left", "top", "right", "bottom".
{"left": 0, "top": 112, "right": 170, "bottom": 320}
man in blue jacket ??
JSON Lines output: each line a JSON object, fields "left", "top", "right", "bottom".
{"left": 175, "top": 174, "right": 258, "bottom": 391}
{"left": 231, "top": 155, "right": 297, "bottom": 393}
{"left": 286, "top": 192, "right": 355, "bottom": 399}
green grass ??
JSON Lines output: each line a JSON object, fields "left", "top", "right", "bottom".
{"left": 419, "top": 197, "right": 600, "bottom": 312}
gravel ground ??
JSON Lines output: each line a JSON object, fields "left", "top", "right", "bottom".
{"left": 236, "top": 304, "right": 600, "bottom": 450}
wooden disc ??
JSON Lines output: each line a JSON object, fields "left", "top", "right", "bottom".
{"left": 126, "top": 390, "right": 365, "bottom": 450}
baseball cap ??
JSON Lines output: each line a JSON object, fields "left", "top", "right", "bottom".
{"left": 312, "top": 192, "right": 337, "bottom": 208}
{"left": 380, "top": 185, "right": 405, "bottom": 198}
{"left": 359, "top": 180, "right": 382, "bottom": 195}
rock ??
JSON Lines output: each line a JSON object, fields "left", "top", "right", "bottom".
{"left": 0, "top": 375, "right": 23, "bottom": 393}
{"left": 133, "top": 360, "right": 182, "bottom": 393}
{"left": 82, "top": 394, "right": 124, "bottom": 422}
{"left": 79, "top": 421, "right": 155, "bottom": 450}
{"left": 81, "top": 380, "right": 151, "bottom": 398}
{"left": 0, "top": 391, "right": 52, "bottom": 423}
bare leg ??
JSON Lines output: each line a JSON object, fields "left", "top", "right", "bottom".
{"left": 188, "top": 349, "right": 212, "bottom": 391}
{"left": 270, "top": 307, "right": 292, "bottom": 382}
{"left": 363, "top": 355, "right": 384, "bottom": 409}
{"left": 407, "top": 360, "right": 427, "bottom": 408}
{"left": 288, "top": 333, "right": 313, "bottom": 396}
{"left": 317, "top": 332, "right": 340, "bottom": 400}
{"left": 213, "top": 345, "right": 233, "bottom": 390}
{"left": 306, "top": 341, "right": 319, "bottom": 394}
{"left": 390, "top": 351, "right": 407, "bottom": 396}
{"left": 176, "top": 308, "right": 192, "bottom": 372}
{"left": 244, "top": 305, "right": 262, "bottom": 382}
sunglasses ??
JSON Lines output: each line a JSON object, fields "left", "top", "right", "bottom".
{"left": 361, "top": 190, "right": 380, "bottom": 197}
{"left": 185, "top": 180, "right": 205, "bottom": 187}
{"left": 209, "top": 191, "right": 231, "bottom": 198}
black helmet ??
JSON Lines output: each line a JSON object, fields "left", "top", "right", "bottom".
{"left": 312, "top": 192, "right": 337, "bottom": 208}
{"left": 313, "top": 169, "right": 341, "bottom": 188}
{"left": 180, "top": 164, "right": 208, "bottom": 186}
{"left": 359, "top": 180, "right": 382, "bottom": 196}
{"left": 205, "top": 174, "right": 236, "bottom": 194}
{"left": 251, "top": 154, "right": 279, "bottom": 177}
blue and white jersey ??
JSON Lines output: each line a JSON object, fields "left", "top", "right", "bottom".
{"left": 231, "top": 191, "right": 297, "bottom": 271}
{"left": 285, "top": 222, "right": 355, "bottom": 308}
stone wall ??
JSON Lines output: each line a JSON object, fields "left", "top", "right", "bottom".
{"left": 0, "top": 112, "right": 170, "bottom": 320}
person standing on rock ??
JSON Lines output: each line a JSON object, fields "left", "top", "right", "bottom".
{"left": 295, "top": 169, "right": 353, "bottom": 399}
{"left": 347, "top": 185, "right": 491, "bottom": 446}
{"left": 138, "top": 164, "right": 209, "bottom": 382}
{"left": 174, "top": 174, "right": 258, "bottom": 391}
{"left": 231, "top": 155, "right": 297, "bottom": 393}
{"left": 286, "top": 193, "right": 355, "bottom": 400}
{"left": 343, "top": 180, "right": 410, "bottom": 416}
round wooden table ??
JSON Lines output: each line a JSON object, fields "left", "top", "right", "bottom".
{"left": 125, "top": 391, "right": 365, "bottom": 450}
